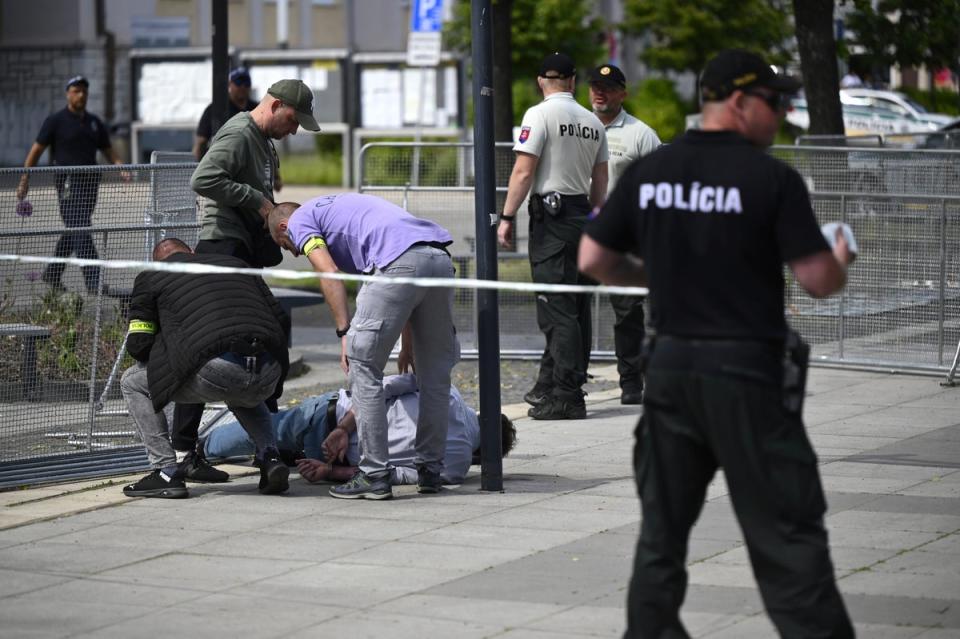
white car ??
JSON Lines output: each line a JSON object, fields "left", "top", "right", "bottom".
{"left": 787, "top": 89, "right": 953, "bottom": 135}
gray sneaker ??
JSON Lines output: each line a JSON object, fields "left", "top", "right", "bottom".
{"left": 329, "top": 471, "right": 393, "bottom": 500}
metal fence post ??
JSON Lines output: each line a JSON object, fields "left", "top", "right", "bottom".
{"left": 939, "top": 198, "right": 947, "bottom": 365}
{"left": 86, "top": 230, "right": 109, "bottom": 451}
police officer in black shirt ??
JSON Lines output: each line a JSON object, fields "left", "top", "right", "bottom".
{"left": 579, "top": 50, "right": 855, "bottom": 638}
{"left": 16, "top": 75, "right": 124, "bottom": 294}
{"left": 192, "top": 67, "right": 259, "bottom": 161}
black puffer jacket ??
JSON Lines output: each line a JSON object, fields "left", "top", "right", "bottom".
{"left": 127, "top": 252, "right": 290, "bottom": 410}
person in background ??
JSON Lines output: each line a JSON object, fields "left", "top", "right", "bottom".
{"left": 15, "top": 75, "right": 125, "bottom": 295}
{"left": 588, "top": 63, "right": 661, "bottom": 405}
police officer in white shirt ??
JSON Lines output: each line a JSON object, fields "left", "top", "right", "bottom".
{"left": 589, "top": 64, "right": 661, "bottom": 405}
{"left": 498, "top": 52, "right": 609, "bottom": 420}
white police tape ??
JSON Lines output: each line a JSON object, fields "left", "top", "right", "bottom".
{"left": 0, "top": 254, "right": 649, "bottom": 296}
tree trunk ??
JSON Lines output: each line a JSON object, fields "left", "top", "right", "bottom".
{"left": 492, "top": 0, "right": 514, "bottom": 142}
{"left": 792, "top": 0, "right": 844, "bottom": 136}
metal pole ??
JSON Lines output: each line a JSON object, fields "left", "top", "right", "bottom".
{"left": 938, "top": 198, "right": 947, "bottom": 365}
{"left": 472, "top": 0, "right": 502, "bottom": 491}
{"left": 86, "top": 231, "right": 108, "bottom": 450}
{"left": 211, "top": 0, "right": 229, "bottom": 134}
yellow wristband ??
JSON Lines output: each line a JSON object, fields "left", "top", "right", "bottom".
{"left": 128, "top": 320, "right": 157, "bottom": 334}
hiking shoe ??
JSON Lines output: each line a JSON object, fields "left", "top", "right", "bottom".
{"left": 258, "top": 450, "right": 290, "bottom": 495}
{"left": 179, "top": 449, "right": 230, "bottom": 483}
{"left": 523, "top": 385, "right": 552, "bottom": 406}
{"left": 620, "top": 386, "right": 644, "bottom": 405}
{"left": 329, "top": 471, "right": 393, "bottom": 500}
{"left": 123, "top": 470, "right": 188, "bottom": 499}
{"left": 417, "top": 464, "right": 442, "bottom": 494}
{"left": 528, "top": 395, "right": 587, "bottom": 420}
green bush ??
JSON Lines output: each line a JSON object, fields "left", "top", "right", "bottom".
{"left": 278, "top": 134, "right": 344, "bottom": 186}
{"left": 899, "top": 87, "right": 960, "bottom": 117}
{"left": 624, "top": 78, "right": 692, "bottom": 143}
{"left": 360, "top": 136, "right": 462, "bottom": 187}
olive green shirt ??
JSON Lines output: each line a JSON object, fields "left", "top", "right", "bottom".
{"left": 191, "top": 112, "right": 276, "bottom": 250}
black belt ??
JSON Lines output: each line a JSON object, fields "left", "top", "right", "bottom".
{"left": 218, "top": 351, "right": 273, "bottom": 374}
{"left": 326, "top": 394, "right": 339, "bottom": 428}
{"left": 409, "top": 240, "right": 452, "bottom": 256}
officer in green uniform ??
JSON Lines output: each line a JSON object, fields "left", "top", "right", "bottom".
{"left": 498, "top": 52, "right": 608, "bottom": 420}
{"left": 579, "top": 50, "right": 855, "bottom": 637}
{"left": 588, "top": 64, "right": 660, "bottom": 405}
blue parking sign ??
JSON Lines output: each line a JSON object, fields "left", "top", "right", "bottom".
{"left": 411, "top": 0, "right": 444, "bottom": 33}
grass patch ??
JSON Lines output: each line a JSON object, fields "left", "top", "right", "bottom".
{"left": 279, "top": 153, "right": 342, "bottom": 186}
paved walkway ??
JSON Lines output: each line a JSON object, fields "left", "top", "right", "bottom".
{"left": 1, "top": 366, "right": 958, "bottom": 638}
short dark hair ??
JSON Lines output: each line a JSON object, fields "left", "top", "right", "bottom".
{"left": 471, "top": 413, "right": 518, "bottom": 464}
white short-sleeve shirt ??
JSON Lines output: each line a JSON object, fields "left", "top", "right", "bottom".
{"left": 514, "top": 92, "right": 608, "bottom": 196}
{"left": 603, "top": 109, "right": 661, "bottom": 195}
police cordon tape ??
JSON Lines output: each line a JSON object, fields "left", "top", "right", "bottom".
{"left": 0, "top": 254, "right": 650, "bottom": 297}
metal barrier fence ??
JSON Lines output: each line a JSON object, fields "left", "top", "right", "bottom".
{"left": 359, "top": 142, "right": 960, "bottom": 376}
{"left": 2, "top": 146, "right": 959, "bottom": 477}
{"left": 0, "top": 164, "right": 198, "bottom": 470}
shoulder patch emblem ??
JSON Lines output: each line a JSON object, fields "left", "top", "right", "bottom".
{"left": 519, "top": 126, "right": 531, "bottom": 143}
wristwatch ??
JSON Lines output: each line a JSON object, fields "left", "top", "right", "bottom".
{"left": 500, "top": 213, "right": 516, "bottom": 222}
{"left": 336, "top": 324, "right": 350, "bottom": 338}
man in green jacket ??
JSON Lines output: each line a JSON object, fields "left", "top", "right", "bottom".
{"left": 177, "top": 79, "right": 320, "bottom": 483}
{"left": 190, "top": 78, "right": 320, "bottom": 269}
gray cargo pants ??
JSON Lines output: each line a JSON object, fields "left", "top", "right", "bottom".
{"left": 347, "top": 245, "right": 458, "bottom": 480}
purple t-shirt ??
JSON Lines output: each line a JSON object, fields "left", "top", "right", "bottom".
{"left": 286, "top": 193, "right": 453, "bottom": 274}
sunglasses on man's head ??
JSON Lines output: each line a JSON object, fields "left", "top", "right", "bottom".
{"left": 742, "top": 89, "right": 790, "bottom": 112}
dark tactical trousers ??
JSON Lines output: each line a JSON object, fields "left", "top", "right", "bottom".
{"left": 610, "top": 294, "right": 645, "bottom": 391}
{"left": 528, "top": 198, "right": 592, "bottom": 401}
{"left": 625, "top": 338, "right": 853, "bottom": 639}
{"left": 44, "top": 172, "right": 102, "bottom": 291}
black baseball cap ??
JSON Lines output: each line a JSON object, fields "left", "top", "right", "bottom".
{"left": 539, "top": 52, "right": 576, "bottom": 79}
{"left": 65, "top": 75, "right": 89, "bottom": 91}
{"left": 700, "top": 49, "right": 801, "bottom": 102}
{"left": 229, "top": 67, "right": 251, "bottom": 87}
{"left": 589, "top": 64, "right": 626, "bottom": 88}
{"left": 267, "top": 79, "right": 321, "bottom": 131}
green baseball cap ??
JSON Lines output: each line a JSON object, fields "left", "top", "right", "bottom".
{"left": 267, "top": 79, "right": 321, "bottom": 131}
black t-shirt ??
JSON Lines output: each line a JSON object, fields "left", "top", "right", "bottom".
{"left": 585, "top": 130, "right": 829, "bottom": 341}
{"left": 196, "top": 99, "right": 258, "bottom": 140}
{"left": 36, "top": 108, "right": 110, "bottom": 166}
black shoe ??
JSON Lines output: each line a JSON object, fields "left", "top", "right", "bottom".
{"left": 179, "top": 449, "right": 230, "bottom": 483}
{"left": 621, "top": 387, "right": 644, "bottom": 405}
{"left": 259, "top": 450, "right": 290, "bottom": 495}
{"left": 123, "top": 469, "right": 188, "bottom": 499}
{"left": 523, "top": 385, "right": 552, "bottom": 406}
{"left": 417, "top": 464, "right": 442, "bottom": 494}
{"left": 278, "top": 447, "right": 306, "bottom": 467}
{"left": 528, "top": 395, "right": 587, "bottom": 420}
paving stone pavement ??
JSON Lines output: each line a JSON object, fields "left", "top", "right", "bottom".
{"left": 1, "top": 366, "right": 959, "bottom": 638}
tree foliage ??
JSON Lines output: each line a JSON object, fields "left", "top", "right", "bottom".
{"left": 445, "top": 0, "right": 606, "bottom": 137}
{"left": 843, "top": 0, "right": 960, "bottom": 72}
{"left": 446, "top": 0, "right": 605, "bottom": 80}
{"left": 622, "top": 0, "right": 793, "bottom": 102}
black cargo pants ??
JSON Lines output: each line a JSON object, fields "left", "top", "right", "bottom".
{"left": 528, "top": 194, "right": 592, "bottom": 401}
{"left": 610, "top": 294, "right": 645, "bottom": 392}
{"left": 625, "top": 337, "right": 853, "bottom": 639}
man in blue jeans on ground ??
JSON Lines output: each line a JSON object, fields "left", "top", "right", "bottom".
{"left": 202, "top": 373, "right": 517, "bottom": 486}
{"left": 267, "top": 194, "right": 458, "bottom": 501}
